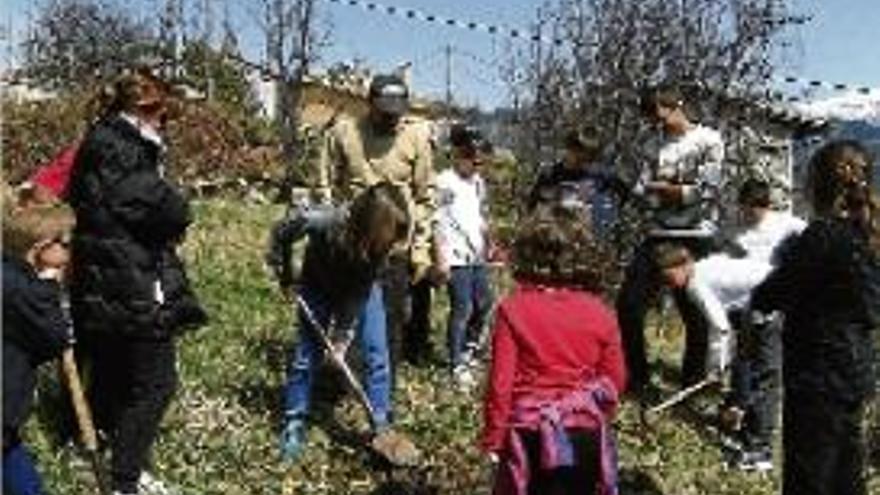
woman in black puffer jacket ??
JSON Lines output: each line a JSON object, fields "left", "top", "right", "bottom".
{"left": 67, "top": 66, "right": 206, "bottom": 495}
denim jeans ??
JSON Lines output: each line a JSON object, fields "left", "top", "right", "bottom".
{"left": 447, "top": 265, "right": 494, "bottom": 370}
{"left": 283, "top": 283, "right": 391, "bottom": 430}
{"left": 728, "top": 311, "right": 782, "bottom": 449}
{"left": 3, "top": 440, "right": 44, "bottom": 495}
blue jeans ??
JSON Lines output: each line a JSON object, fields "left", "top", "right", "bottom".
{"left": 3, "top": 441, "right": 44, "bottom": 495}
{"left": 447, "top": 265, "right": 494, "bottom": 370}
{"left": 283, "top": 283, "right": 391, "bottom": 430}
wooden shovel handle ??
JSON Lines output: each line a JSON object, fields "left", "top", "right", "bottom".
{"left": 60, "top": 348, "right": 99, "bottom": 451}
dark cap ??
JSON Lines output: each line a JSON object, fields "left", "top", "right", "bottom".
{"left": 449, "top": 124, "right": 492, "bottom": 154}
{"left": 369, "top": 74, "right": 410, "bottom": 115}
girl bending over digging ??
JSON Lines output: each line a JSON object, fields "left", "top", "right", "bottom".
{"left": 267, "top": 182, "right": 419, "bottom": 465}
{"left": 481, "top": 205, "right": 626, "bottom": 495}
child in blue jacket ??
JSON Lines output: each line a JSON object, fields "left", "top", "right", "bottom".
{"left": 3, "top": 198, "right": 76, "bottom": 495}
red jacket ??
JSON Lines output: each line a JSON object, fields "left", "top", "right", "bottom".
{"left": 30, "top": 141, "right": 80, "bottom": 198}
{"left": 481, "top": 284, "right": 626, "bottom": 452}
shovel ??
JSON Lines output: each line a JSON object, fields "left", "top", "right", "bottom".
{"left": 60, "top": 348, "right": 110, "bottom": 495}
{"left": 642, "top": 375, "right": 720, "bottom": 425}
{"left": 295, "top": 295, "right": 420, "bottom": 467}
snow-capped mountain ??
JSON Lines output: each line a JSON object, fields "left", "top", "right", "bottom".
{"left": 792, "top": 89, "right": 880, "bottom": 188}
{"left": 794, "top": 89, "right": 880, "bottom": 124}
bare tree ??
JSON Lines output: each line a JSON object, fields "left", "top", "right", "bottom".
{"left": 256, "top": 0, "right": 327, "bottom": 201}
{"left": 510, "top": 0, "right": 805, "bottom": 178}
{"left": 493, "top": 0, "right": 810, "bottom": 256}
{"left": 159, "top": 0, "right": 186, "bottom": 77}
{"left": 22, "top": 0, "right": 154, "bottom": 89}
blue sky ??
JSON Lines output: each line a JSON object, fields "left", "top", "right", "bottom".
{"left": 2, "top": 0, "right": 879, "bottom": 108}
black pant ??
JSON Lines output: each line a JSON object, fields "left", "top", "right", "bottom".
{"left": 616, "top": 237, "right": 713, "bottom": 389}
{"left": 85, "top": 335, "right": 178, "bottom": 494}
{"left": 402, "top": 278, "right": 434, "bottom": 365}
{"left": 381, "top": 257, "right": 411, "bottom": 370}
{"left": 728, "top": 311, "right": 782, "bottom": 449}
{"left": 519, "top": 429, "right": 599, "bottom": 495}
{"left": 783, "top": 391, "right": 868, "bottom": 495}
{"left": 382, "top": 257, "right": 438, "bottom": 368}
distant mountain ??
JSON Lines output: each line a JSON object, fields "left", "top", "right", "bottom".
{"left": 794, "top": 90, "right": 880, "bottom": 124}
{"left": 793, "top": 90, "right": 880, "bottom": 189}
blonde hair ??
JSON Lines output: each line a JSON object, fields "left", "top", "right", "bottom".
{"left": 3, "top": 198, "right": 76, "bottom": 260}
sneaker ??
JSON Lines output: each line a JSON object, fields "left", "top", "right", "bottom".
{"left": 138, "top": 472, "right": 176, "bottom": 495}
{"left": 452, "top": 365, "right": 477, "bottom": 391}
{"left": 371, "top": 429, "right": 421, "bottom": 466}
{"left": 461, "top": 342, "right": 482, "bottom": 368}
{"left": 732, "top": 448, "right": 773, "bottom": 472}
{"left": 280, "top": 417, "right": 307, "bottom": 462}
{"left": 719, "top": 433, "right": 745, "bottom": 454}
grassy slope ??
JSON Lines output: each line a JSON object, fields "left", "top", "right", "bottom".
{"left": 26, "top": 199, "right": 879, "bottom": 494}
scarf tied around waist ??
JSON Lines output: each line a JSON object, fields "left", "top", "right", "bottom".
{"left": 496, "top": 376, "right": 619, "bottom": 495}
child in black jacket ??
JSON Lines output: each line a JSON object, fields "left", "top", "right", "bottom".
{"left": 3, "top": 198, "right": 75, "bottom": 495}
{"left": 752, "top": 140, "right": 880, "bottom": 495}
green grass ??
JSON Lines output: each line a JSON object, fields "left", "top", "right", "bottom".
{"left": 24, "top": 198, "right": 879, "bottom": 494}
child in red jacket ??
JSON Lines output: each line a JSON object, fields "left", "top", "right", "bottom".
{"left": 481, "top": 205, "right": 626, "bottom": 495}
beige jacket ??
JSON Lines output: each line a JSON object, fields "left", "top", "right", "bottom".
{"left": 315, "top": 115, "right": 436, "bottom": 273}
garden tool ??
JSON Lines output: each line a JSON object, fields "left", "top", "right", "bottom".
{"left": 642, "top": 375, "right": 721, "bottom": 424}
{"left": 295, "top": 295, "right": 421, "bottom": 467}
{"left": 60, "top": 348, "right": 110, "bottom": 495}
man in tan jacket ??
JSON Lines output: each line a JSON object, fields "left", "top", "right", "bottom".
{"left": 314, "top": 74, "right": 437, "bottom": 370}
{"left": 315, "top": 74, "right": 435, "bottom": 277}
{"left": 296, "top": 74, "right": 436, "bottom": 462}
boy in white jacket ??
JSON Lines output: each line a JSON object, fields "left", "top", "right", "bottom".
{"left": 433, "top": 125, "right": 495, "bottom": 389}
{"left": 654, "top": 178, "right": 806, "bottom": 472}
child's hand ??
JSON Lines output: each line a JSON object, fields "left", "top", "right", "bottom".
{"left": 428, "top": 263, "right": 451, "bottom": 285}
{"left": 646, "top": 181, "right": 682, "bottom": 205}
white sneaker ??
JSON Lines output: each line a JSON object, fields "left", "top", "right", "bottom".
{"left": 138, "top": 472, "right": 176, "bottom": 495}
{"left": 453, "top": 365, "right": 477, "bottom": 391}
{"left": 734, "top": 449, "right": 774, "bottom": 473}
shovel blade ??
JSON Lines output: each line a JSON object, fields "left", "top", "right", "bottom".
{"left": 371, "top": 430, "right": 421, "bottom": 467}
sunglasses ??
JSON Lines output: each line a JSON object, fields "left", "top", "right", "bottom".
{"left": 41, "top": 235, "right": 71, "bottom": 249}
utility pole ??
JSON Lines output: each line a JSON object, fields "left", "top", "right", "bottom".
{"left": 445, "top": 43, "right": 453, "bottom": 123}
{"left": 201, "top": 0, "right": 215, "bottom": 100}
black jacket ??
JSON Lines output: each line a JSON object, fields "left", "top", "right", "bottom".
{"left": 67, "top": 116, "right": 206, "bottom": 338}
{"left": 752, "top": 218, "right": 880, "bottom": 403}
{"left": 3, "top": 257, "right": 70, "bottom": 440}
{"left": 267, "top": 204, "right": 379, "bottom": 335}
